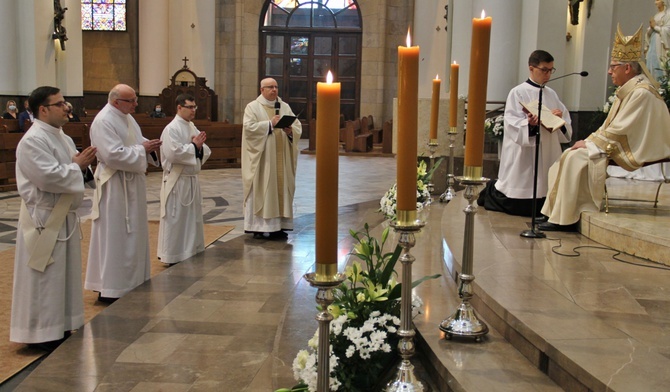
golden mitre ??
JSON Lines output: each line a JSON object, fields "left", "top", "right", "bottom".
{"left": 611, "top": 24, "right": 644, "bottom": 62}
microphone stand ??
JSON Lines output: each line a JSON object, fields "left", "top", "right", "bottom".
{"left": 520, "top": 71, "right": 587, "bottom": 238}
{"left": 520, "top": 84, "right": 546, "bottom": 238}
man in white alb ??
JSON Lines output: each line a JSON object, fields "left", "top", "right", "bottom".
{"left": 11, "top": 86, "right": 97, "bottom": 351}
{"left": 157, "top": 94, "right": 211, "bottom": 265}
{"left": 85, "top": 84, "right": 162, "bottom": 302}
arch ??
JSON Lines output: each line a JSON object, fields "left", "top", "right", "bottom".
{"left": 258, "top": 0, "right": 362, "bottom": 136}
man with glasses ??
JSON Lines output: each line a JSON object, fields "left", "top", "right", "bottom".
{"left": 539, "top": 25, "right": 670, "bottom": 231}
{"left": 242, "top": 77, "right": 302, "bottom": 240}
{"left": 85, "top": 84, "right": 162, "bottom": 302}
{"left": 10, "top": 86, "right": 97, "bottom": 351}
{"left": 157, "top": 94, "right": 210, "bottom": 265}
{"left": 479, "top": 50, "right": 572, "bottom": 218}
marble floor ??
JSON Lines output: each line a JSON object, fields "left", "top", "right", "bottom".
{"left": 2, "top": 139, "right": 669, "bottom": 391}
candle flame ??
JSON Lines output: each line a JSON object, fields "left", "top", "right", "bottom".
{"left": 453, "top": 60, "right": 457, "bottom": 65}
{"left": 406, "top": 29, "right": 411, "bottom": 47}
{"left": 326, "top": 70, "right": 333, "bottom": 84}
{"left": 435, "top": 74, "right": 439, "bottom": 80}
{"left": 481, "top": 10, "right": 486, "bottom": 18}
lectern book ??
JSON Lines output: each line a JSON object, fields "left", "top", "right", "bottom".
{"left": 520, "top": 100, "right": 566, "bottom": 132}
{"left": 274, "top": 115, "right": 297, "bottom": 129}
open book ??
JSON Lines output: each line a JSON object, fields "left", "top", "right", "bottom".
{"left": 520, "top": 100, "right": 566, "bottom": 132}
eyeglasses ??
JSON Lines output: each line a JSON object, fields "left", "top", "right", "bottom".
{"left": 532, "top": 66, "right": 556, "bottom": 74}
{"left": 262, "top": 85, "right": 279, "bottom": 90}
{"left": 608, "top": 63, "right": 625, "bottom": 71}
{"left": 182, "top": 105, "right": 197, "bottom": 110}
{"left": 117, "top": 98, "right": 138, "bottom": 103}
{"left": 42, "top": 101, "right": 68, "bottom": 109}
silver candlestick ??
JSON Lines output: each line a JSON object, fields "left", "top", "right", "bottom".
{"left": 439, "top": 176, "right": 489, "bottom": 342}
{"left": 439, "top": 128, "right": 458, "bottom": 202}
{"left": 304, "top": 271, "right": 346, "bottom": 392}
{"left": 426, "top": 141, "right": 438, "bottom": 203}
{"left": 386, "top": 213, "right": 425, "bottom": 392}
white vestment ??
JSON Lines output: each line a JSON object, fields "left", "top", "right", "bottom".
{"left": 84, "top": 104, "right": 158, "bottom": 298}
{"left": 11, "top": 119, "right": 85, "bottom": 343}
{"left": 242, "top": 96, "right": 302, "bottom": 232}
{"left": 542, "top": 75, "right": 670, "bottom": 225}
{"left": 157, "top": 116, "right": 211, "bottom": 264}
{"left": 496, "top": 80, "right": 572, "bottom": 199}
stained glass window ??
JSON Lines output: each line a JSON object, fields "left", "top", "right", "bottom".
{"left": 81, "top": 0, "right": 127, "bottom": 31}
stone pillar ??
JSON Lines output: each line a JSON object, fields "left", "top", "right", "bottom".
{"left": 139, "top": 0, "right": 169, "bottom": 95}
{"left": 168, "top": 1, "right": 215, "bottom": 86}
{"left": 0, "top": 1, "right": 19, "bottom": 94}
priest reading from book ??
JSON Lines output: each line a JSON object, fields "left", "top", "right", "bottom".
{"left": 478, "top": 50, "right": 572, "bottom": 217}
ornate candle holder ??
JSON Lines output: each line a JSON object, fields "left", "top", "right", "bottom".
{"left": 304, "top": 269, "right": 346, "bottom": 392}
{"left": 426, "top": 140, "right": 438, "bottom": 203}
{"left": 439, "top": 176, "right": 489, "bottom": 342}
{"left": 439, "top": 127, "right": 458, "bottom": 202}
{"left": 386, "top": 211, "right": 426, "bottom": 392}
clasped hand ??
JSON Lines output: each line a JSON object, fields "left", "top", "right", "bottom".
{"left": 143, "top": 139, "right": 162, "bottom": 153}
{"left": 73, "top": 146, "right": 97, "bottom": 171}
{"left": 192, "top": 132, "right": 207, "bottom": 149}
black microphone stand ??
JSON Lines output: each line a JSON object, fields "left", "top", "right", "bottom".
{"left": 519, "top": 71, "right": 587, "bottom": 238}
{"left": 520, "top": 84, "right": 546, "bottom": 238}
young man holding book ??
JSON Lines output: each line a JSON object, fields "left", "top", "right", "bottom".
{"left": 478, "top": 50, "right": 572, "bottom": 217}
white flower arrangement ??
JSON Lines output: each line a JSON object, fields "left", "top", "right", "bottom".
{"left": 379, "top": 160, "right": 435, "bottom": 220}
{"left": 484, "top": 115, "right": 504, "bottom": 141}
{"left": 602, "top": 92, "right": 616, "bottom": 113}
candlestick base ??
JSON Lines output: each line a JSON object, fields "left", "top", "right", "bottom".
{"left": 439, "top": 177, "right": 489, "bottom": 342}
{"left": 304, "top": 272, "right": 346, "bottom": 391}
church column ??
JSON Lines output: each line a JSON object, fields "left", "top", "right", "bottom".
{"left": 139, "top": 0, "right": 169, "bottom": 95}
{"left": 168, "top": 0, "right": 215, "bottom": 88}
{"left": 0, "top": 1, "right": 19, "bottom": 94}
{"left": 15, "top": 1, "right": 58, "bottom": 94}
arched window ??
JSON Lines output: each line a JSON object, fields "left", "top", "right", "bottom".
{"left": 260, "top": 0, "right": 362, "bottom": 128}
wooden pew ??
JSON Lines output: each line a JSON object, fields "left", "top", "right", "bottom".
{"left": 0, "top": 132, "right": 22, "bottom": 191}
{"left": 382, "top": 120, "right": 393, "bottom": 154}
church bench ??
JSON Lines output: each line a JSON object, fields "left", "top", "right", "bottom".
{"left": 0, "top": 133, "right": 22, "bottom": 191}
{"left": 362, "top": 115, "right": 383, "bottom": 144}
{"left": 342, "top": 118, "right": 373, "bottom": 152}
{"left": 62, "top": 123, "right": 91, "bottom": 151}
{"left": 0, "top": 119, "right": 21, "bottom": 133}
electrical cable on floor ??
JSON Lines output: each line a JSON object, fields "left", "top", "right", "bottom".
{"left": 546, "top": 237, "right": 670, "bottom": 271}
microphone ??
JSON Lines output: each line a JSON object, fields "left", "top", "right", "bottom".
{"left": 275, "top": 101, "right": 281, "bottom": 115}
{"left": 548, "top": 71, "right": 588, "bottom": 83}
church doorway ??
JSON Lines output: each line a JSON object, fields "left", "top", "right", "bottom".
{"left": 259, "top": 0, "right": 362, "bottom": 136}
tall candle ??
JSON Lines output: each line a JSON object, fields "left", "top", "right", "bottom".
{"left": 449, "top": 61, "right": 459, "bottom": 132}
{"left": 463, "top": 11, "right": 492, "bottom": 178}
{"left": 429, "top": 75, "right": 440, "bottom": 141}
{"left": 315, "top": 71, "right": 340, "bottom": 279}
{"left": 397, "top": 31, "right": 419, "bottom": 218}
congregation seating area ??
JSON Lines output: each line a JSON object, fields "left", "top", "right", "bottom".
{"left": 0, "top": 115, "right": 242, "bottom": 191}
{"left": 308, "top": 114, "right": 393, "bottom": 154}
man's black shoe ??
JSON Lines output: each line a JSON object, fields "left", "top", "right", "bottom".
{"left": 533, "top": 215, "right": 548, "bottom": 224}
{"left": 537, "top": 222, "right": 577, "bottom": 232}
{"left": 97, "top": 293, "right": 118, "bottom": 304}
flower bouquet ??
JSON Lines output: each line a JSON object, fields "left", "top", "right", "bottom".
{"left": 279, "top": 224, "right": 439, "bottom": 392}
{"left": 484, "top": 115, "right": 504, "bottom": 141}
{"left": 379, "top": 159, "right": 441, "bottom": 220}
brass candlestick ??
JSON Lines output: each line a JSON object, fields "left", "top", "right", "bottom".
{"left": 386, "top": 216, "right": 425, "bottom": 392}
{"left": 439, "top": 127, "right": 458, "bottom": 202}
{"left": 304, "top": 271, "right": 346, "bottom": 392}
{"left": 439, "top": 176, "right": 489, "bottom": 342}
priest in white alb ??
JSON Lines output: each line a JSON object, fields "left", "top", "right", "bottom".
{"left": 11, "top": 86, "right": 97, "bottom": 350}
{"left": 84, "top": 84, "right": 162, "bottom": 302}
{"left": 157, "top": 94, "right": 211, "bottom": 265}
{"left": 242, "top": 78, "right": 302, "bottom": 240}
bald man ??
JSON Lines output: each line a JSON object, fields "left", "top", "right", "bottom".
{"left": 85, "top": 84, "right": 161, "bottom": 303}
{"left": 242, "top": 78, "right": 302, "bottom": 240}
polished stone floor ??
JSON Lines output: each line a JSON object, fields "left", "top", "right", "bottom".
{"left": 2, "top": 140, "right": 669, "bottom": 391}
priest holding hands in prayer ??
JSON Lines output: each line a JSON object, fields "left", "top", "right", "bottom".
{"left": 85, "top": 84, "right": 161, "bottom": 303}
{"left": 10, "top": 86, "right": 97, "bottom": 351}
